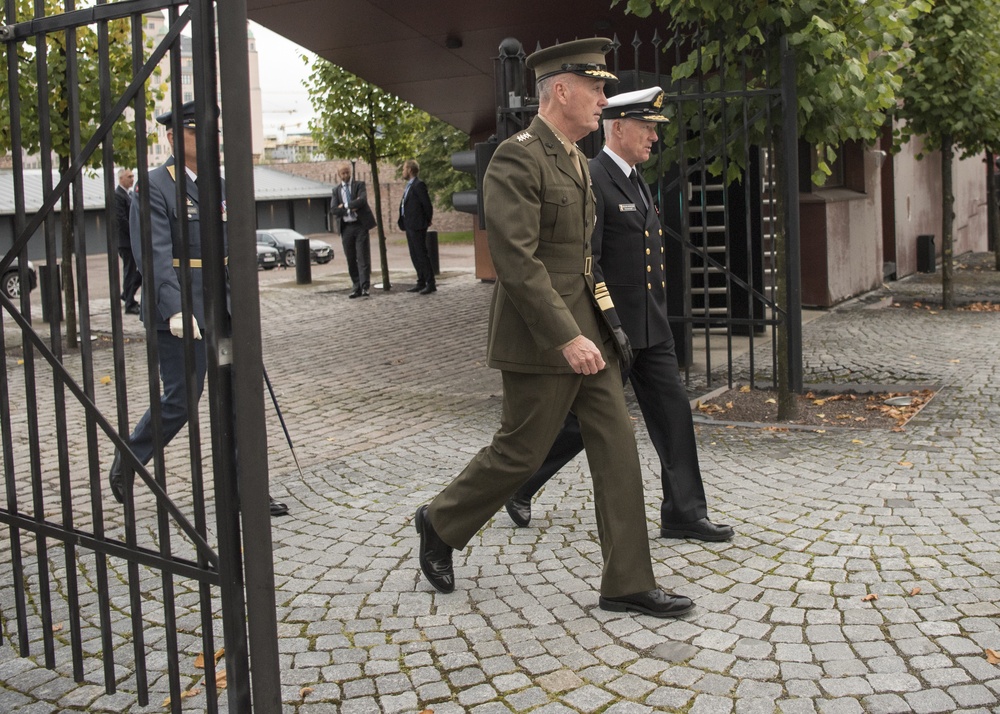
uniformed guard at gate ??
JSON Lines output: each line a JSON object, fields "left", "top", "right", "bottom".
{"left": 109, "top": 100, "right": 289, "bottom": 517}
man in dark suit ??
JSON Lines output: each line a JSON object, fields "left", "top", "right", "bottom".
{"left": 109, "top": 100, "right": 288, "bottom": 517}
{"left": 414, "top": 41, "right": 694, "bottom": 618}
{"left": 115, "top": 167, "right": 141, "bottom": 315}
{"left": 397, "top": 159, "right": 435, "bottom": 294}
{"left": 331, "top": 162, "right": 376, "bottom": 298}
{"left": 504, "top": 87, "right": 733, "bottom": 543}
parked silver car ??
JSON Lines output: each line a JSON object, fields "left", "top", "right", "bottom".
{"left": 256, "top": 229, "right": 334, "bottom": 267}
{"left": 2, "top": 259, "right": 37, "bottom": 300}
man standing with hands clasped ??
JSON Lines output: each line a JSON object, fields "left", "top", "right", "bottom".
{"left": 331, "top": 162, "right": 376, "bottom": 298}
{"left": 504, "top": 87, "right": 733, "bottom": 543}
{"left": 108, "top": 100, "right": 289, "bottom": 517}
{"left": 413, "top": 39, "right": 694, "bottom": 618}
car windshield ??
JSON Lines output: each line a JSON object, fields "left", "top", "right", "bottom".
{"left": 269, "top": 229, "right": 305, "bottom": 241}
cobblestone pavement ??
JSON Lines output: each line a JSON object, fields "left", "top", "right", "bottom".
{"left": 0, "top": 251, "right": 999, "bottom": 713}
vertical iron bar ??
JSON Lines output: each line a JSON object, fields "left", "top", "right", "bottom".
{"left": 29, "top": 0, "right": 56, "bottom": 671}
{"left": 126, "top": 9, "right": 151, "bottom": 704}
{"left": 159, "top": 9, "right": 188, "bottom": 710}
{"left": 779, "top": 36, "right": 802, "bottom": 392}
{"left": 717, "top": 24, "right": 734, "bottom": 389}
{"left": 218, "top": 0, "right": 283, "bottom": 706}
{"left": 62, "top": 0, "right": 88, "bottom": 682}
{"left": 94, "top": 0, "right": 118, "bottom": 691}
{"left": 1, "top": 0, "right": 31, "bottom": 655}
{"left": 695, "top": 25, "right": 712, "bottom": 385}
{"left": 764, "top": 31, "right": 778, "bottom": 389}
{"left": 741, "top": 41, "right": 757, "bottom": 387}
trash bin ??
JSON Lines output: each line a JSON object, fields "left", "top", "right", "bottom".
{"left": 38, "top": 264, "right": 62, "bottom": 323}
{"left": 426, "top": 230, "right": 439, "bottom": 275}
{"left": 917, "top": 234, "right": 935, "bottom": 273}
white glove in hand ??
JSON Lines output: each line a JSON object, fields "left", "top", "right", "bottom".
{"left": 168, "top": 312, "right": 202, "bottom": 340}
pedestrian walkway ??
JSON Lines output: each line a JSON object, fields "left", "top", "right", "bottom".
{"left": 0, "top": 252, "right": 998, "bottom": 712}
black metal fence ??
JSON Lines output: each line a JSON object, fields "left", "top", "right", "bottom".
{"left": 493, "top": 27, "right": 802, "bottom": 391}
{"left": 0, "top": 0, "right": 279, "bottom": 711}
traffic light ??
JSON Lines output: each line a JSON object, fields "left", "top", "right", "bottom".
{"left": 451, "top": 138, "right": 498, "bottom": 230}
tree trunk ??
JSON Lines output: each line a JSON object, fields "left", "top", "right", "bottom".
{"left": 941, "top": 134, "right": 954, "bottom": 310}
{"left": 369, "top": 149, "right": 392, "bottom": 291}
{"left": 59, "top": 155, "right": 78, "bottom": 348}
{"left": 773, "top": 140, "right": 797, "bottom": 420}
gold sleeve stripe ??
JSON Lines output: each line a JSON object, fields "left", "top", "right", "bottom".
{"left": 594, "top": 281, "right": 615, "bottom": 312}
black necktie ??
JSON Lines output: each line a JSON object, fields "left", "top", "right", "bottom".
{"left": 629, "top": 169, "right": 648, "bottom": 209}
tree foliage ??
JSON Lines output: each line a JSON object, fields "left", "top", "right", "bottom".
{"left": 620, "top": 0, "right": 929, "bottom": 184}
{"left": 0, "top": 0, "right": 145, "bottom": 168}
{"left": 895, "top": 0, "right": 1000, "bottom": 159}
{"left": 894, "top": 0, "right": 1000, "bottom": 306}
{"left": 413, "top": 117, "right": 475, "bottom": 210}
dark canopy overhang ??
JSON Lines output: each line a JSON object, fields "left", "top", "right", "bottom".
{"left": 246, "top": 0, "right": 660, "bottom": 137}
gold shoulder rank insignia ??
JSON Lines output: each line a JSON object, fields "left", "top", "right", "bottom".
{"left": 516, "top": 132, "right": 533, "bottom": 143}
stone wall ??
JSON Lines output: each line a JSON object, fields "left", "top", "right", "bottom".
{"left": 265, "top": 160, "right": 473, "bottom": 234}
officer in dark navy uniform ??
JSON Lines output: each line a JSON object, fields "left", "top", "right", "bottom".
{"left": 108, "top": 100, "right": 288, "bottom": 517}
{"left": 505, "top": 87, "right": 733, "bottom": 543}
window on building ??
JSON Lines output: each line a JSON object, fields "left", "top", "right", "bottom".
{"left": 800, "top": 139, "right": 866, "bottom": 193}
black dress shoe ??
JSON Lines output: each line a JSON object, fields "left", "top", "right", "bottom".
{"left": 125, "top": 303, "right": 141, "bottom": 315}
{"left": 660, "top": 517, "right": 734, "bottom": 542}
{"left": 505, "top": 495, "right": 531, "bottom": 527}
{"left": 406, "top": 284, "right": 426, "bottom": 293}
{"left": 348, "top": 289, "right": 363, "bottom": 299}
{"left": 419, "top": 285, "right": 437, "bottom": 295}
{"left": 361, "top": 289, "right": 369, "bottom": 297}
{"left": 599, "top": 588, "right": 695, "bottom": 618}
{"left": 269, "top": 497, "right": 289, "bottom": 517}
{"left": 108, "top": 452, "right": 128, "bottom": 504}
{"left": 414, "top": 505, "right": 454, "bottom": 593}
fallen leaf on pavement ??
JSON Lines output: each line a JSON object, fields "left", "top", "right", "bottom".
{"left": 300, "top": 687, "right": 314, "bottom": 698}
{"left": 910, "top": 587, "right": 921, "bottom": 596}
{"left": 986, "top": 649, "right": 999, "bottom": 665}
{"left": 862, "top": 593, "right": 878, "bottom": 602}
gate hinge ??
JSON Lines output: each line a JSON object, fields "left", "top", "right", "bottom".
{"left": 217, "top": 337, "right": 233, "bottom": 366}
{"left": 0, "top": 26, "right": 13, "bottom": 41}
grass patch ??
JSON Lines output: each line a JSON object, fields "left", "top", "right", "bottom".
{"left": 435, "top": 231, "right": 473, "bottom": 244}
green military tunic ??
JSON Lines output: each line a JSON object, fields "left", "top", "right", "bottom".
{"left": 428, "top": 115, "right": 656, "bottom": 598}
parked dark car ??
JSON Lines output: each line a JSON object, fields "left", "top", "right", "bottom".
{"left": 255, "top": 229, "right": 334, "bottom": 267}
{"left": 256, "top": 243, "right": 280, "bottom": 270}
{"left": 2, "top": 259, "right": 37, "bottom": 300}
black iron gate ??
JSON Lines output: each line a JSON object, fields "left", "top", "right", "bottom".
{"left": 491, "top": 27, "right": 802, "bottom": 392}
{"left": 0, "top": 0, "right": 279, "bottom": 711}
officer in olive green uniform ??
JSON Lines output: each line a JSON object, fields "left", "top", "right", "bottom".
{"left": 414, "top": 38, "right": 694, "bottom": 618}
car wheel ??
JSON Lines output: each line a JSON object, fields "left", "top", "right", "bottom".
{"left": 2, "top": 271, "right": 19, "bottom": 299}
{"left": 284, "top": 250, "right": 296, "bottom": 267}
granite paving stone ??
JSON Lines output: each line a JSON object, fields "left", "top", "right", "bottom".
{"left": 2, "top": 252, "right": 1000, "bottom": 712}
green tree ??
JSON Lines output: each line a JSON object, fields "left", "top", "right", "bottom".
{"left": 896, "top": 0, "right": 1000, "bottom": 303}
{"left": 1, "top": 0, "right": 146, "bottom": 346}
{"left": 306, "top": 58, "right": 426, "bottom": 290}
{"left": 619, "top": 0, "right": 928, "bottom": 417}
{"left": 412, "top": 117, "right": 475, "bottom": 210}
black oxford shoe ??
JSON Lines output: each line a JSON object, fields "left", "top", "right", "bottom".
{"left": 418, "top": 285, "right": 437, "bottom": 295}
{"left": 348, "top": 289, "right": 363, "bottom": 299}
{"left": 505, "top": 495, "right": 531, "bottom": 527}
{"left": 599, "top": 588, "right": 695, "bottom": 618}
{"left": 108, "top": 452, "right": 128, "bottom": 504}
{"left": 406, "top": 284, "right": 425, "bottom": 293}
{"left": 269, "top": 498, "right": 289, "bottom": 517}
{"left": 414, "top": 505, "right": 454, "bottom": 593}
{"left": 660, "top": 517, "right": 734, "bottom": 542}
